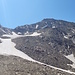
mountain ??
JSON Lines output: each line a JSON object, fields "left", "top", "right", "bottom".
{"left": 0, "top": 18, "right": 75, "bottom": 74}
{"left": 12, "top": 18, "right": 75, "bottom": 72}
{"left": 0, "top": 25, "right": 12, "bottom": 37}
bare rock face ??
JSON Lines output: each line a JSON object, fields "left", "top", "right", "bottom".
{"left": 0, "top": 55, "right": 74, "bottom": 75}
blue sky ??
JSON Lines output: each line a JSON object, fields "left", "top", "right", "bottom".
{"left": 0, "top": 0, "right": 75, "bottom": 28}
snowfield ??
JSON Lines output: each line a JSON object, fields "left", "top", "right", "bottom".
{"left": 0, "top": 38, "right": 35, "bottom": 62}
{"left": 0, "top": 32, "right": 75, "bottom": 74}
{"left": 3, "top": 32, "right": 41, "bottom": 38}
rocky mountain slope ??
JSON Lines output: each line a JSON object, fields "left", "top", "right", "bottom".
{"left": 12, "top": 18, "right": 75, "bottom": 72}
{"left": 0, "top": 18, "right": 75, "bottom": 74}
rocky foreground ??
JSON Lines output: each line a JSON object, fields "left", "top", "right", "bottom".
{"left": 0, "top": 55, "right": 74, "bottom": 75}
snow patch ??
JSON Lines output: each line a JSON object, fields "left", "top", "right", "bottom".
{"left": 2, "top": 34, "right": 18, "bottom": 39}
{"left": 12, "top": 32, "right": 17, "bottom": 35}
{"left": 63, "top": 33, "right": 72, "bottom": 39}
{"left": 2, "top": 32, "right": 20, "bottom": 39}
{"left": 65, "top": 54, "right": 75, "bottom": 68}
{"left": 36, "top": 25, "right": 39, "bottom": 29}
{"left": 64, "top": 35, "right": 69, "bottom": 39}
{"left": 72, "top": 31, "right": 75, "bottom": 33}
{"left": 24, "top": 31, "right": 29, "bottom": 35}
{"left": 52, "top": 26, "right": 56, "bottom": 28}
{"left": 17, "top": 32, "right": 22, "bottom": 35}
{"left": 72, "top": 37, "right": 75, "bottom": 44}
{"left": 25, "top": 32, "right": 41, "bottom": 36}
{"left": 71, "top": 28, "right": 75, "bottom": 33}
